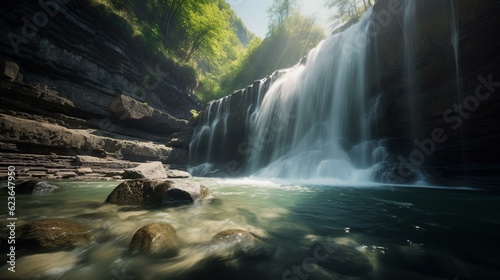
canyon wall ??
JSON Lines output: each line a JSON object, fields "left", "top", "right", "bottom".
{"left": 0, "top": 0, "right": 201, "bottom": 163}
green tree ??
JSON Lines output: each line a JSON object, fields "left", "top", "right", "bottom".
{"left": 267, "top": 0, "right": 298, "bottom": 35}
{"left": 162, "top": 0, "right": 190, "bottom": 39}
{"left": 89, "top": 0, "right": 256, "bottom": 104}
{"left": 216, "top": 12, "right": 325, "bottom": 99}
{"left": 325, "top": 0, "right": 374, "bottom": 25}
{"left": 181, "top": 2, "right": 230, "bottom": 62}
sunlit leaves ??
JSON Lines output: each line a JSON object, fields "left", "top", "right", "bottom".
{"left": 215, "top": 12, "right": 326, "bottom": 101}
{"left": 325, "top": 0, "right": 374, "bottom": 29}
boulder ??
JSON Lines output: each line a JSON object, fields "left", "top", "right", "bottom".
{"left": 166, "top": 169, "right": 192, "bottom": 178}
{"left": 210, "top": 229, "right": 275, "bottom": 259}
{"left": 17, "top": 180, "right": 62, "bottom": 194}
{"left": 17, "top": 219, "right": 93, "bottom": 250}
{"left": 105, "top": 179, "right": 213, "bottom": 206}
{"left": 123, "top": 162, "right": 167, "bottom": 179}
{"left": 110, "top": 94, "right": 189, "bottom": 134}
{"left": 310, "top": 241, "right": 372, "bottom": 276}
{"left": 129, "top": 222, "right": 179, "bottom": 256}
{"left": 1, "top": 60, "right": 20, "bottom": 82}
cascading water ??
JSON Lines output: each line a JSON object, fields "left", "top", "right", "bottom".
{"left": 190, "top": 9, "right": 390, "bottom": 183}
{"left": 245, "top": 9, "right": 389, "bottom": 184}
{"left": 450, "top": 0, "right": 461, "bottom": 99}
{"left": 189, "top": 96, "right": 231, "bottom": 175}
{"left": 189, "top": 2, "right": 462, "bottom": 185}
{"left": 403, "top": 0, "right": 420, "bottom": 139}
{"left": 189, "top": 69, "right": 290, "bottom": 176}
{"left": 449, "top": 0, "right": 467, "bottom": 171}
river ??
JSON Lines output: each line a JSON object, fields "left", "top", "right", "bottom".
{"left": 1, "top": 179, "right": 499, "bottom": 279}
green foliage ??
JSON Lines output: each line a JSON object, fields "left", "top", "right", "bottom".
{"left": 325, "top": 0, "right": 374, "bottom": 29}
{"left": 190, "top": 109, "right": 200, "bottom": 119}
{"left": 267, "top": 0, "right": 298, "bottom": 35}
{"left": 84, "top": 0, "right": 254, "bottom": 104}
{"left": 84, "top": 0, "right": 328, "bottom": 105}
{"left": 216, "top": 12, "right": 325, "bottom": 98}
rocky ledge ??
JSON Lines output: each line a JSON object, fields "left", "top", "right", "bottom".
{"left": 0, "top": 153, "right": 191, "bottom": 181}
{"left": 0, "top": 0, "right": 200, "bottom": 174}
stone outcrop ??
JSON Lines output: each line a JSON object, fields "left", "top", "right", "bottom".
{"left": 17, "top": 219, "right": 93, "bottom": 250}
{"left": 105, "top": 179, "right": 213, "bottom": 206}
{"left": 0, "top": 113, "right": 177, "bottom": 162}
{"left": 0, "top": 0, "right": 201, "bottom": 165}
{"left": 129, "top": 223, "right": 179, "bottom": 256}
{"left": 110, "top": 94, "right": 189, "bottom": 135}
{"left": 123, "top": 161, "right": 168, "bottom": 180}
{"left": 1, "top": 60, "right": 21, "bottom": 82}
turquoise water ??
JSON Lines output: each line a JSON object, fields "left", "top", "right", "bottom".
{"left": 1, "top": 179, "right": 500, "bottom": 279}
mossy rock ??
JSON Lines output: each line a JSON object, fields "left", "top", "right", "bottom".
{"left": 18, "top": 219, "right": 93, "bottom": 250}
{"left": 106, "top": 179, "right": 213, "bottom": 206}
{"left": 129, "top": 222, "right": 179, "bottom": 257}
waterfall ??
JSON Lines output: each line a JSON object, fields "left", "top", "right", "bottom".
{"left": 450, "top": 0, "right": 461, "bottom": 98}
{"left": 189, "top": 2, "right": 462, "bottom": 184}
{"left": 189, "top": 69, "right": 291, "bottom": 176}
{"left": 242, "top": 10, "right": 384, "bottom": 184}
{"left": 403, "top": 0, "right": 420, "bottom": 139}
{"left": 189, "top": 96, "right": 231, "bottom": 172}
{"left": 450, "top": 0, "right": 466, "bottom": 172}
{"left": 190, "top": 9, "right": 388, "bottom": 183}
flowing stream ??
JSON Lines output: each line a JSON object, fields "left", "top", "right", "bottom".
{"left": 1, "top": 180, "right": 499, "bottom": 279}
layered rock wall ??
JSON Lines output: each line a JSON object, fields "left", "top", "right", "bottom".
{"left": 0, "top": 0, "right": 200, "bottom": 164}
{"left": 372, "top": 0, "right": 500, "bottom": 186}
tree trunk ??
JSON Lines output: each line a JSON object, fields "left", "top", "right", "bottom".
{"left": 164, "top": 0, "right": 188, "bottom": 41}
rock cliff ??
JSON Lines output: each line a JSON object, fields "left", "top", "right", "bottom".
{"left": 372, "top": 0, "right": 500, "bottom": 187}
{"left": 0, "top": 0, "right": 200, "bottom": 165}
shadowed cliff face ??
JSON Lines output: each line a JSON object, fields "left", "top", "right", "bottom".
{"left": 0, "top": 0, "right": 200, "bottom": 122}
{"left": 372, "top": 0, "right": 500, "bottom": 187}
{"left": 0, "top": 0, "right": 202, "bottom": 163}
{"left": 190, "top": 0, "right": 500, "bottom": 188}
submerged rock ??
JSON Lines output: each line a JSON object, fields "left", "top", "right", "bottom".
{"left": 210, "top": 229, "right": 275, "bottom": 259}
{"left": 123, "top": 161, "right": 168, "bottom": 180}
{"left": 309, "top": 241, "right": 372, "bottom": 276}
{"left": 17, "top": 180, "right": 61, "bottom": 194}
{"left": 105, "top": 179, "right": 213, "bottom": 206}
{"left": 129, "top": 222, "right": 179, "bottom": 256}
{"left": 17, "top": 219, "right": 93, "bottom": 250}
